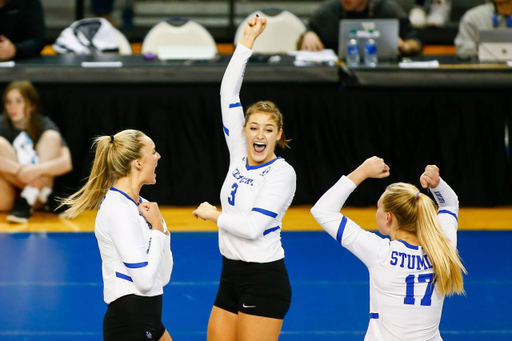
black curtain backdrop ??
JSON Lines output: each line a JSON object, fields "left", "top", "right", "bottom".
{"left": 1, "top": 82, "right": 511, "bottom": 207}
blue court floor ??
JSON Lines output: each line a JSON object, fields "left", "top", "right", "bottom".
{"left": 0, "top": 231, "right": 511, "bottom": 341}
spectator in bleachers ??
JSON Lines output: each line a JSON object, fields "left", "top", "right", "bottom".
{"left": 455, "top": 0, "right": 512, "bottom": 56}
{"left": 0, "top": 0, "right": 46, "bottom": 60}
{"left": 92, "top": 0, "right": 116, "bottom": 25}
{"left": 91, "top": 0, "right": 133, "bottom": 28}
{"left": 301, "top": 0, "right": 422, "bottom": 56}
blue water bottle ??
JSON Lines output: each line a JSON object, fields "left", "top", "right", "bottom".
{"left": 346, "top": 29, "right": 360, "bottom": 67}
{"left": 364, "top": 32, "right": 378, "bottom": 67}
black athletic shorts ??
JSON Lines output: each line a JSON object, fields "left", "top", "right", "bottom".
{"left": 103, "top": 294, "right": 166, "bottom": 341}
{"left": 214, "top": 257, "right": 292, "bottom": 319}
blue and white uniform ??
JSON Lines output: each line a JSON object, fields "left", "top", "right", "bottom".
{"left": 217, "top": 44, "right": 296, "bottom": 263}
{"left": 311, "top": 177, "right": 459, "bottom": 341}
{"left": 95, "top": 187, "right": 173, "bottom": 304}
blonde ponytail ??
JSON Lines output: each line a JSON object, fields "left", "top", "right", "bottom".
{"left": 61, "top": 130, "right": 145, "bottom": 218}
{"left": 416, "top": 195, "right": 467, "bottom": 296}
{"left": 382, "top": 183, "right": 467, "bottom": 297}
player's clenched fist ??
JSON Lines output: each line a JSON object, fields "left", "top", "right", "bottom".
{"left": 420, "top": 165, "right": 440, "bottom": 189}
{"left": 244, "top": 16, "right": 267, "bottom": 39}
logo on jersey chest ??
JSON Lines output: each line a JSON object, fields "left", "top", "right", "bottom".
{"left": 232, "top": 168, "right": 254, "bottom": 186}
{"left": 259, "top": 166, "right": 271, "bottom": 176}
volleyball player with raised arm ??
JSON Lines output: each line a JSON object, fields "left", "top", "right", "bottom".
{"left": 193, "top": 16, "right": 296, "bottom": 341}
{"left": 311, "top": 157, "right": 466, "bottom": 340}
{"left": 62, "top": 129, "right": 173, "bottom": 341}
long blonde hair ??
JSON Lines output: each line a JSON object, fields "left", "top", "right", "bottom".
{"left": 245, "top": 101, "right": 291, "bottom": 148}
{"left": 382, "top": 182, "right": 466, "bottom": 296}
{"left": 62, "top": 129, "right": 146, "bottom": 218}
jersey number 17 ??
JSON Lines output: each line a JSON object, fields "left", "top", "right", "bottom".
{"left": 404, "top": 273, "right": 435, "bottom": 306}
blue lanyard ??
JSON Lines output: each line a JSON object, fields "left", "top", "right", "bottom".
{"left": 493, "top": 13, "right": 512, "bottom": 28}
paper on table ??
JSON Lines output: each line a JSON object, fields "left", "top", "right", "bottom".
{"left": 398, "top": 60, "right": 439, "bottom": 68}
{"left": 157, "top": 45, "right": 216, "bottom": 60}
{"left": 0, "top": 61, "right": 15, "bottom": 67}
{"left": 81, "top": 61, "right": 123, "bottom": 68}
{"left": 288, "top": 49, "right": 338, "bottom": 63}
{"left": 507, "top": 61, "right": 512, "bottom": 67}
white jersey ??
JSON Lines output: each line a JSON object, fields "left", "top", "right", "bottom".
{"left": 12, "top": 131, "right": 38, "bottom": 165}
{"left": 311, "top": 176, "right": 459, "bottom": 341}
{"left": 95, "top": 187, "right": 173, "bottom": 304}
{"left": 217, "top": 44, "right": 296, "bottom": 263}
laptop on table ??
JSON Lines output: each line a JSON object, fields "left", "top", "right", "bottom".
{"left": 478, "top": 29, "right": 512, "bottom": 62}
{"left": 338, "top": 19, "right": 399, "bottom": 61}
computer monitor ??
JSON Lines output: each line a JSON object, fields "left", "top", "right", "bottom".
{"left": 338, "top": 19, "right": 399, "bottom": 61}
{"left": 478, "top": 29, "right": 512, "bottom": 62}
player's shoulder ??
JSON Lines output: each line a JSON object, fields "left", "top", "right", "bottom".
{"left": 249, "top": 157, "right": 296, "bottom": 178}
{"left": 99, "top": 191, "right": 138, "bottom": 216}
{"left": 272, "top": 158, "right": 296, "bottom": 177}
{"left": 390, "top": 239, "right": 423, "bottom": 253}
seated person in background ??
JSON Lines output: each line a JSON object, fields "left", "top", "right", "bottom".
{"left": 91, "top": 0, "right": 133, "bottom": 28}
{"left": 301, "top": 0, "right": 422, "bottom": 56}
{"left": 0, "top": 0, "right": 46, "bottom": 61}
{"left": 92, "top": 0, "right": 117, "bottom": 26}
{"left": 0, "top": 81, "right": 72, "bottom": 223}
{"left": 455, "top": 0, "right": 512, "bottom": 56}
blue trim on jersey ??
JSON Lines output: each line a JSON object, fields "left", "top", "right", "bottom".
{"left": 252, "top": 207, "right": 278, "bottom": 218}
{"left": 245, "top": 156, "right": 281, "bottom": 171}
{"left": 110, "top": 187, "right": 141, "bottom": 206}
{"left": 336, "top": 216, "right": 348, "bottom": 244}
{"left": 223, "top": 125, "right": 229, "bottom": 136}
{"left": 369, "top": 313, "right": 379, "bottom": 319}
{"left": 116, "top": 272, "right": 133, "bottom": 282}
{"left": 229, "top": 102, "right": 242, "bottom": 108}
{"left": 438, "top": 209, "right": 458, "bottom": 221}
{"left": 399, "top": 240, "right": 419, "bottom": 250}
{"left": 124, "top": 261, "right": 148, "bottom": 269}
{"left": 263, "top": 226, "right": 280, "bottom": 236}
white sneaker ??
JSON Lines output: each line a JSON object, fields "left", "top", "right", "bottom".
{"left": 427, "top": 0, "right": 451, "bottom": 27}
{"left": 409, "top": 6, "right": 427, "bottom": 28}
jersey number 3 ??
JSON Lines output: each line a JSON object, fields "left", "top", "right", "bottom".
{"left": 404, "top": 274, "right": 435, "bottom": 306}
{"left": 228, "top": 183, "right": 239, "bottom": 206}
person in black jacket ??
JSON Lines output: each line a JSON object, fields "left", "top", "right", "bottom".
{"left": 301, "top": 0, "right": 422, "bottom": 56}
{"left": 0, "top": 0, "right": 46, "bottom": 60}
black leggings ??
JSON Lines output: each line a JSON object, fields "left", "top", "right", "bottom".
{"left": 103, "top": 294, "right": 166, "bottom": 341}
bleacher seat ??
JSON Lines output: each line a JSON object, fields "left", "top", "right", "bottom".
{"left": 234, "top": 8, "right": 306, "bottom": 53}
{"left": 141, "top": 18, "right": 217, "bottom": 59}
{"left": 53, "top": 18, "right": 132, "bottom": 55}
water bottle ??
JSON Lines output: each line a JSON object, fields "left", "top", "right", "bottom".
{"left": 346, "top": 29, "right": 360, "bottom": 67}
{"left": 364, "top": 35, "right": 378, "bottom": 67}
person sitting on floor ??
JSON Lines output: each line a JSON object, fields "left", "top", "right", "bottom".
{"left": 0, "top": 81, "right": 72, "bottom": 223}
